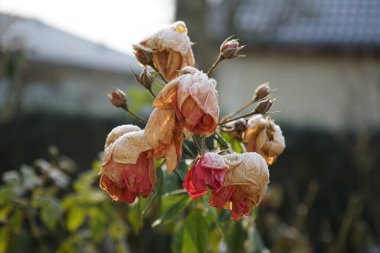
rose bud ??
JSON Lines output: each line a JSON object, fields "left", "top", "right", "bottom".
{"left": 209, "top": 152, "right": 269, "bottom": 220}
{"left": 153, "top": 66, "right": 219, "bottom": 136}
{"left": 136, "top": 21, "right": 195, "bottom": 82}
{"left": 183, "top": 152, "right": 228, "bottom": 199}
{"left": 108, "top": 89, "right": 127, "bottom": 109}
{"left": 254, "top": 82, "right": 271, "bottom": 102}
{"left": 132, "top": 68, "right": 154, "bottom": 90}
{"left": 242, "top": 115, "right": 285, "bottom": 165}
{"left": 144, "top": 108, "right": 183, "bottom": 173}
{"left": 132, "top": 43, "right": 154, "bottom": 66}
{"left": 255, "top": 98, "right": 274, "bottom": 114}
{"left": 220, "top": 36, "right": 245, "bottom": 59}
{"left": 99, "top": 125, "right": 156, "bottom": 203}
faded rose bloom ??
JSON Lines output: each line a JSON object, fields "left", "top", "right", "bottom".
{"left": 100, "top": 125, "right": 156, "bottom": 203}
{"left": 183, "top": 152, "right": 228, "bottom": 199}
{"left": 153, "top": 67, "right": 219, "bottom": 135}
{"left": 242, "top": 115, "right": 285, "bottom": 165}
{"left": 135, "top": 21, "right": 195, "bottom": 82}
{"left": 209, "top": 152, "right": 269, "bottom": 220}
{"left": 144, "top": 108, "right": 183, "bottom": 173}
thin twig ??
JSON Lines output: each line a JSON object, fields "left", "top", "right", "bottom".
{"left": 151, "top": 65, "right": 167, "bottom": 83}
{"left": 221, "top": 97, "right": 257, "bottom": 122}
{"left": 122, "top": 106, "right": 147, "bottom": 123}
{"left": 207, "top": 55, "right": 223, "bottom": 76}
{"left": 219, "top": 110, "right": 259, "bottom": 125}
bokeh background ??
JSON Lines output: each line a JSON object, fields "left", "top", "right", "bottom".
{"left": 1, "top": 0, "right": 380, "bottom": 252}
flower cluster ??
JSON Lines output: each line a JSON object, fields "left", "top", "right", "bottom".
{"left": 100, "top": 21, "right": 285, "bottom": 220}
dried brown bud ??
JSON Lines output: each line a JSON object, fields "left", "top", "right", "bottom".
{"left": 220, "top": 36, "right": 245, "bottom": 59}
{"left": 108, "top": 89, "right": 127, "bottom": 108}
{"left": 254, "top": 82, "right": 271, "bottom": 101}
{"left": 132, "top": 43, "right": 153, "bottom": 66}
{"left": 255, "top": 98, "right": 274, "bottom": 114}
{"left": 133, "top": 68, "right": 154, "bottom": 90}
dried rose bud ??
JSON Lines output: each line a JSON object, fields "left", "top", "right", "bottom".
{"left": 132, "top": 43, "right": 154, "bottom": 66}
{"left": 254, "top": 83, "right": 271, "bottom": 101}
{"left": 255, "top": 98, "right": 274, "bottom": 114}
{"left": 220, "top": 36, "right": 245, "bottom": 59}
{"left": 133, "top": 68, "right": 154, "bottom": 90}
{"left": 108, "top": 89, "right": 127, "bottom": 109}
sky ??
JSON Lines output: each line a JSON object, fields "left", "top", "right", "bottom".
{"left": 0, "top": 0, "right": 175, "bottom": 54}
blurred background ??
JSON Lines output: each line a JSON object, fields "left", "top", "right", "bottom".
{"left": 1, "top": 0, "right": 380, "bottom": 252}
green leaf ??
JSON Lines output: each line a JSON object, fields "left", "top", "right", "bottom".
{"left": 0, "top": 227, "right": 9, "bottom": 253}
{"left": 152, "top": 194, "right": 191, "bottom": 227}
{"left": 0, "top": 205, "right": 12, "bottom": 221}
{"left": 9, "top": 208, "right": 23, "bottom": 234}
{"left": 66, "top": 207, "right": 86, "bottom": 232}
{"left": 171, "top": 223, "right": 184, "bottom": 253}
{"left": 0, "top": 188, "right": 13, "bottom": 205}
{"left": 88, "top": 208, "right": 107, "bottom": 242}
{"left": 40, "top": 197, "right": 61, "bottom": 231}
{"left": 182, "top": 210, "right": 208, "bottom": 253}
{"left": 220, "top": 132, "right": 244, "bottom": 153}
{"left": 141, "top": 166, "right": 163, "bottom": 217}
{"left": 20, "top": 165, "right": 42, "bottom": 190}
{"left": 226, "top": 221, "right": 246, "bottom": 253}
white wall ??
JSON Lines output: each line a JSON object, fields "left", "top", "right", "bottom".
{"left": 215, "top": 53, "right": 380, "bottom": 130}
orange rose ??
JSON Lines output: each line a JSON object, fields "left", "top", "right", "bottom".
{"left": 153, "top": 67, "right": 219, "bottom": 136}
{"left": 134, "top": 21, "right": 195, "bottom": 82}
{"left": 100, "top": 125, "right": 156, "bottom": 203}
{"left": 242, "top": 115, "right": 285, "bottom": 165}
{"left": 209, "top": 152, "right": 269, "bottom": 220}
{"left": 144, "top": 108, "right": 183, "bottom": 173}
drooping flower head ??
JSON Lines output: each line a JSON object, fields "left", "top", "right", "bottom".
{"left": 144, "top": 108, "right": 183, "bottom": 173}
{"left": 242, "top": 115, "right": 285, "bottom": 165}
{"left": 134, "top": 21, "right": 195, "bottom": 82}
{"left": 209, "top": 152, "right": 269, "bottom": 220}
{"left": 100, "top": 125, "right": 156, "bottom": 203}
{"left": 183, "top": 152, "right": 228, "bottom": 199}
{"left": 153, "top": 66, "right": 219, "bottom": 136}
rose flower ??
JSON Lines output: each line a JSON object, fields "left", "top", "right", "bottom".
{"left": 144, "top": 108, "right": 183, "bottom": 173}
{"left": 209, "top": 152, "right": 269, "bottom": 220}
{"left": 153, "top": 66, "right": 219, "bottom": 136}
{"left": 134, "top": 21, "right": 195, "bottom": 82}
{"left": 183, "top": 152, "right": 228, "bottom": 199}
{"left": 242, "top": 115, "right": 285, "bottom": 165}
{"left": 100, "top": 125, "right": 156, "bottom": 203}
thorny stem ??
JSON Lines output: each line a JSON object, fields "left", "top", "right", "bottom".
{"left": 221, "top": 96, "right": 257, "bottom": 122}
{"left": 219, "top": 110, "right": 259, "bottom": 125}
{"left": 207, "top": 55, "right": 223, "bottom": 76}
{"left": 122, "top": 106, "right": 147, "bottom": 123}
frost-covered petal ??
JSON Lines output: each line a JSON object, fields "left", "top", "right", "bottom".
{"left": 105, "top": 124, "right": 141, "bottom": 148}
{"left": 111, "top": 130, "right": 151, "bottom": 165}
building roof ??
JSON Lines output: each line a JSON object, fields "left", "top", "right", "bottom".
{"left": 0, "top": 12, "right": 139, "bottom": 74}
{"left": 207, "top": 0, "right": 380, "bottom": 49}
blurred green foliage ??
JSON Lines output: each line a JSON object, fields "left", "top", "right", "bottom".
{"left": 0, "top": 147, "right": 265, "bottom": 253}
